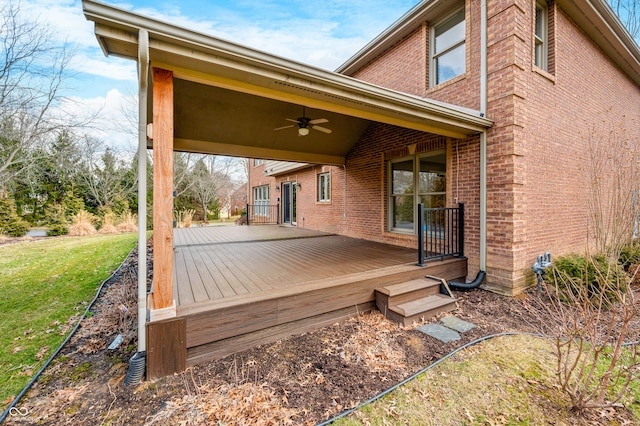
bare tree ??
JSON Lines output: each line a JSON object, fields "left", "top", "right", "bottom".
{"left": 190, "top": 157, "right": 218, "bottom": 221}
{"left": 118, "top": 88, "right": 139, "bottom": 138}
{"left": 174, "top": 152, "right": 199, "bottom": 198}
{"left": 535, "top": 262, "right": 639, "bottom": 411}
{"left": 77, "top": 136, "right": 137, "bottom": 210}
{"left": 0, "top": 1, "right": 80, "bottom": 190}
{"left": 530, "top": 112, "right": 640, "bottom": 414}
{"left": 584, "top": 116, "right": 639, "bottom": 257}
{"left": 608, "top": 0, "right": 639, "bottom": 42}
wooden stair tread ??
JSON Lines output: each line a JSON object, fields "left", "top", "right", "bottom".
{"left": 376, "top": 277, "right": 440, "bottom": 297}
{"left": 390, "top": 294, "right": 456, "bottom": 317}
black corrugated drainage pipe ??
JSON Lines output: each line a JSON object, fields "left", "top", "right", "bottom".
{"left": 124, "top": 351, "right": 146, "bottom": 385}
{"left": 448, "top": 270, "right": 486, "bottom": 290}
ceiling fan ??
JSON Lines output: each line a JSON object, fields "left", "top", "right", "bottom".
{"left": 274, "top": 106, "right": 332, "bottom": 136}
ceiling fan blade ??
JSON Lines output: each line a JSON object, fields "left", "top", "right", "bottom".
{"left": 309, "top": 118, "right": 328, "bottom": 125}
{"left": 274, "top": 124, "right": 295, "bottom": 131}
{"left": 285, "top": 118, "right": 300, "bottom": 124}
{"left": 312, "top": 125, "right": 332, "bottom": 134}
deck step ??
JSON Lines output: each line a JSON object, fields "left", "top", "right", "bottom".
{"left": 387, "top": 294, "right": 458, "bottom": 327}
{"left": 376, "top": 277, "right": 441, "bottom": 297}
{"left": 375, "top": 277, "right": 442, "bottom": 316}
{"left": 376, "top": 277, "right": 457, "bottom": 326}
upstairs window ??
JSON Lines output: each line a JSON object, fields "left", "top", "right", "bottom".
{"left": 431, "top": 8, "right": 466, "bottom": 86}
{"left": 535, "top": 1, "right": 548, "bottom": 71}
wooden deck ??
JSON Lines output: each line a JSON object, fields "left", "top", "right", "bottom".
{"left": 173, "top": 225, "right": 421, "bottom": 308}
{"left": 147, "top": 225, "right": 467, "bottom": 378}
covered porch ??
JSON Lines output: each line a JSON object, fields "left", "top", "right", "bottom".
{"left": 82, "top": 0, "right": 491, "bottom": 379}
{"left": 146, "top": 225, "right": 467, "bottom": 378}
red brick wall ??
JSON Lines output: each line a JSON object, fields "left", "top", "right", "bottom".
{"left": 349, "top": 0, "right": 481, "bottom": 110}
{"left": 351, "top": 26, "right": 428, "bottom": 97}
{"left": 253, "top": 0, "right": 640, "bottom": 296}
{"left": 482, "top": 0, "right": 529, "bottom": 293}
{"left": 273, "top": 166, "right": 347, "bottom": 234}
{"left": 481, "top": 1, "right": 640, "bottom": 294}
{"left": 248, "top": 161, "right": 277, "bottom": 205}
{"left": 504, "top": 5, "right": 640, "bottom": 293}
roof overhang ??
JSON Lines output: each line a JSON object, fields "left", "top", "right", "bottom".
{"left": 557, "top": 0, "right": 640, "bottom": 86}
{"left": 338, "top": 0, "right": 640, "bottom": 86}
{"left": 337, "top": 0, "right": 461, "bottom": 75}
{"left": 262, "top": 161, "right": 311, "bottom": 177}
{"left": 82, "top": 0, "right": 492, "bottom": 166}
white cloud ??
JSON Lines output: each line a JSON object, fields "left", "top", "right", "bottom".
{"left": 15, "top": 0, "right": 419, "bottom": 151}
{"left": 54, "top": 89, "right": 138, "bottom": 151}
{"left": 70, "top": 54, "right": 137, "bottom": 81}
{"left": 21, "top": 0, "right": 94, "bottom": 48}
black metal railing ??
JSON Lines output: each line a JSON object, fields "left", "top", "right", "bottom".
{"left": 246, "top": 204, "right": 280, "bottom": 225}
{"left": 417, "top": 203, "right": 464, "bottom": 266}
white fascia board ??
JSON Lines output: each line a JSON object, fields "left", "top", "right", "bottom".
{"left": 82, "top": 0, "right": 493, "bottom": 134}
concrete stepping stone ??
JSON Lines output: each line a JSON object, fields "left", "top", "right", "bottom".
{"left": 439, "top": 315, "right": 476, "bottom": 333}
{"left": 416, "top": 323, "right": 461, "bottom": 343}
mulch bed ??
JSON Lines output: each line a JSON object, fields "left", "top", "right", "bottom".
{"left": 3, "top": 243, "right": 639, "bottom": 425}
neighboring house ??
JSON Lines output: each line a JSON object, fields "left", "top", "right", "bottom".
{"left": 249, "top": 0, "right": 640, "bottom": 296}
{"left": 83, "top": 0, "right": 639, "bottom": 377}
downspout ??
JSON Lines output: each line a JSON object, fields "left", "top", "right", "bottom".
{"left": 479, "top": 0, "right": 488, "bottom": 273}
{"left": 343, "top": 165, "right": 347, "bottom": 221}
{"left": 125, "top": 28, "right": 149, "bottom": 385}
{"left": 452, "top": 0, "right": 487, "bottom": 290}
{"left": 137, "top": 28, "right": 149, "bottom": 354}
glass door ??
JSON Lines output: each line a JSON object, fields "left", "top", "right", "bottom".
{"left": 281, "top": 182, "right": 297, "bottom": 225}
{"left": 291, "top": 183, "right": 297, "bottom": 226}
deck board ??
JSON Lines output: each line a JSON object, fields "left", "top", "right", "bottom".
{"left": 200, "top": 249, "right": 239, "bottom": 298}
{"left": 182, "top": 248, "right": 211, "bottom": 303}
{"left": 191, "top": 249, "right": 224, "bottom": 300}
{"left": 197, "top": 246, "right": 249, "bottom": 297}
{"left": 173, "top": 225, "right": 422, "bottom": 309}
{"left": 173, "top": 248, "right": 193, "bottom": 305}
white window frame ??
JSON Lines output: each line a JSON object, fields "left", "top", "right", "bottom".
{"left": 253, "top": 185, "right": 269, "bottom": 216}
{"left": 317, "top": 172, "right": 331, "bottom": 202}
{"left": 534, "top": 1, "right": 548, "bottom": 71}
{"left": 430, "top": 7, "right": 466, "bottom": 87}
{"left": 388, "top": 150, "right": 446, "bottom": 234}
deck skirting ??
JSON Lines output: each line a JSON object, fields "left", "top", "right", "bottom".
{"left": 147, "top": 226, "right": 468, "bottom": 377}
{"left": 182, "top": 257, "right": 467, "bottom": 366}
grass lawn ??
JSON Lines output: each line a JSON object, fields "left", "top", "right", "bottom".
{"left": 0, "top": 233, "right": 138, "bottom": 411}
{"left": 334, "top": 335, "right": 640, "bottom": 425}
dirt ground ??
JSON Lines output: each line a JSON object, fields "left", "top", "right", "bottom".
{"left": 3, "top": 242, "right": 639, "bottom": 425}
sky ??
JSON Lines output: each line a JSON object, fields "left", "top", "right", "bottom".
{"left": 18, "top": 0, "right": 421, "bottom": 151}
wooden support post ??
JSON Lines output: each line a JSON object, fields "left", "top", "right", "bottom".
{"left": 146, "top": 317, "right": 186, "bottom": 379}
{"left": 151, "top": 67, "right": 175, "bottom": 314}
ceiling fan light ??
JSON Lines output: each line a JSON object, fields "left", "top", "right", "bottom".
{"left": 298, "top": 127, "right": 310, "bottom": 136}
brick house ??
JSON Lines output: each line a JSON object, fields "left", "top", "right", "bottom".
{"left": 248, "top": 0, "right": 640, "bottom": 296}
{"left": 84, "top": 0, "right": 638, "bottom": 375}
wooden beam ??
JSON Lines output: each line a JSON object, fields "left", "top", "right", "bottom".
{"left": 151, "top": 67, "right": 175, "bottom": 311}
{"left": 173, "top": 138, "right": 346, "bottom": 166}
{"left": 146, "top": 317, "right": 186, "bottom": 379}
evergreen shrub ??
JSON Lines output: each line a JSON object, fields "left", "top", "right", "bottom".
{"left": 0, "top": 197, "right": 30, "bottom": 237}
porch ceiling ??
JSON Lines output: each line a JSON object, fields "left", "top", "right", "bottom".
{"left": 83, "top": 0, "right": 493, "bottom": 165}
{"left": 171, "top": 80, "right": 372, "bottom": 165}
